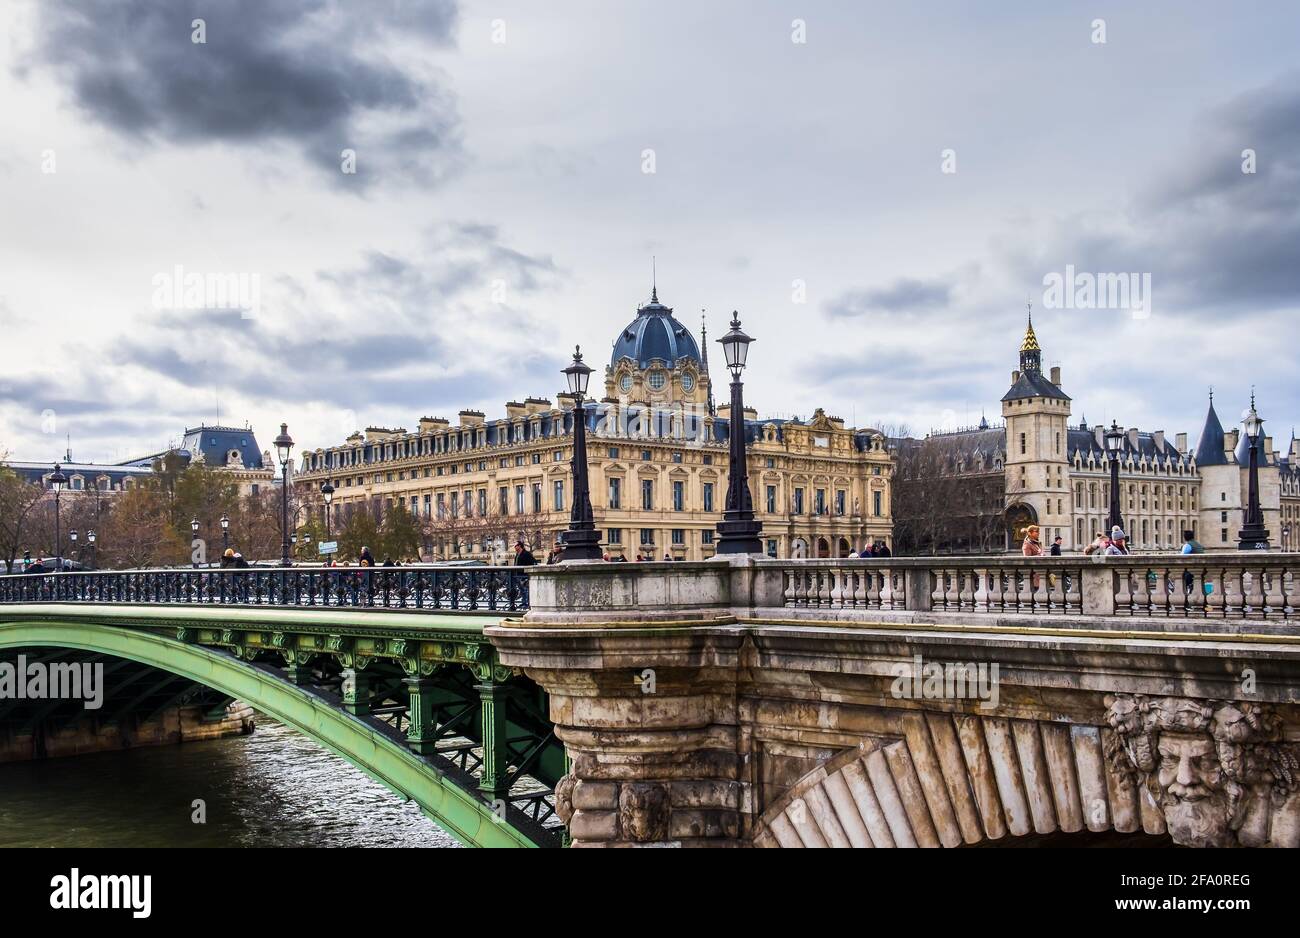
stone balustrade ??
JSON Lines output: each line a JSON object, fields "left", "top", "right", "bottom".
{"left": 774, "top": 555, "right": 1297, "bottom": 620}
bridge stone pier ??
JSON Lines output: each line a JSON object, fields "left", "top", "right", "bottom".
{"left": 487, "top": 555, "right": 1300, "bottom": 848}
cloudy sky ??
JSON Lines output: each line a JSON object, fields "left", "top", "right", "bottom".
{"left": 1, "top": 0, "right": 1297, "bottom": 466}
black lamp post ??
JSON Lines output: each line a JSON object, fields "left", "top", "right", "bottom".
{"left": 560, "top": 346, "right": 603, "bottom": 561}
{"left": 715, "top": 312, "right": 764, "bottom": 555}
{"left": 302, "top": 531, "right": 312, "bottom": 560}
{"left": 274, "top": 423, "right": 295, "bottom": 566}
{"left": 1238, "top": 396, "right": 1271, "bottom": 551}
{"left": 69, "top": 529, "right": 78, "bottom": 565}
{"left": 321, "top": 481, "right": 335, "bottom": 540}
{"left": 86, "top": 529, "right": 96, "bottom": 570}
{"left": 190, "top": 517, "right": 201, "bottom": 568}
{"left": 220, "top": 513, "right": 230, "bottom": 554}
{"left": 1104, "top": 421, "right": 1125, "bottom": 536}
{"left": 50, "top": 463, "right": 67, "bottom": 571}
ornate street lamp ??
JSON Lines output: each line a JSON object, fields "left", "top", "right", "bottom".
{"left": 1104, "top": 421, "right": 1125, "bottom": 536}
{"left": 69, "top": 529, "right": 78, "bottom": 565}
{"left": 220, "top": 513, "right": 230, "bottom": 554}
{"left": 1238, "top": 396, "right": 1271, "bottom": 551}
{"left": 86, "top": 529, "right": 96, "bottom": 570}
{"left": 715, "top": 312, "right": 764, "bottom": 554}
{"left": 190, "top": 517, "right": 201, "bottom": 568}
{"left": 560, "top": 345, "right": 603, "bottom": 561}
{"left": 321, "top": 481, "right": 335, "bottom": 540}
{"left": 50, "top": 463, "right": 67, "bottom": 571}
{"left": 274, "top": 423, "right": 295, "bottom": 566}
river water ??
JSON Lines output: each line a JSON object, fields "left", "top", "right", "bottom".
{"left": 0, "top": 717, "right": 458, "bottom": 847}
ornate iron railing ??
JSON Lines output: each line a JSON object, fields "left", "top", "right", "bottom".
{"left": 0, "top": 565, "right": 531, "bottom": 612}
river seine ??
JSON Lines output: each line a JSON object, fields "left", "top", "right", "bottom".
{"left": 0, "top": 717, "right": 458, "bottom": 847}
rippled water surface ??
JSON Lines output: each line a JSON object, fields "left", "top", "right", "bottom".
{"left": 0, "top": 717, "right": 458, "bottom": 847}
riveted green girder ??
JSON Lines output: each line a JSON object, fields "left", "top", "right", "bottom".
{"left": 0, "top": 614, "right": 540, "bottom": 848}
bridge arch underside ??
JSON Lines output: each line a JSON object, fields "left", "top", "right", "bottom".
{"left": 0, "top": 620, "right": 552, "bottom": 848}
{"left": 754, "top": 714, "right": 1177, "bottom": 848}
{"left": 0, "top": 646, "right": 245, "bottom": 760}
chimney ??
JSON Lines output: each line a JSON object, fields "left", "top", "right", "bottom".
{"left": 1175, "top": 432, "right": 1187, "bottom": 453}
{"left": 458, "top": 409, "right": 485, "bottom": 427}
{"left": 1127, "top": 428, "right": 1139, "bottom": 451}
{"left": 1263, "top": 435, "right": 1274, "bottom": 462}
{"left": 1011, "top": 370, "right": 1021, "bottom": 384}
{"left": 1050, "top": 366, "right": 1061, "bottom": 386}
{"left": 1225, "top": 428, "right": 1239, "bottom": 456}
{"left": 524, "top": 397, "right": 552, "bottom": 415}
{"left": 1152, "top": 430, "right": 1165, "bottom": 451}
{"left": 504, "top": 401, "right": 526, "bottom": 420}
{"left": 418, "top": 416, "right": 449, "bottom": 433}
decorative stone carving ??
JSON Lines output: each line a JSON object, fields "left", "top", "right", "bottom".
{"left": 1105, "top": 694, "right": 1300, "bottom": 848}
{"left": 618, "top": 782, "right": 670, "bottom": 843}
{"left": 554, "top": 773, "right": 577, "bottom": 826}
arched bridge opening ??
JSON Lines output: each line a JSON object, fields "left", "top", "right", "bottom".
{"left": 0, "top": 611, "right": 564, "bottom": 848}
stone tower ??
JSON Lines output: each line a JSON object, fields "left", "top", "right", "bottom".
{"left": 1000, "top": 311, "right": 1073, "bottom": 547}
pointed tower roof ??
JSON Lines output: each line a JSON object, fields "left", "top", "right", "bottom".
{"left": 1193, "top": 391, "right": 1228, "bottom": 466}
{"left": 1021, "top": 310, "right": 1041, "bottom": 352}
{"left": 1003, "top": 303, "right": 1068, "bottom": 402}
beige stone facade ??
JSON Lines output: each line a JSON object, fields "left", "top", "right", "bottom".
{"left": 296, "top": 291, "right": 893, "bottom": 560}
{"left": 916, "top": 316, "right": 1298, "bottom": 553}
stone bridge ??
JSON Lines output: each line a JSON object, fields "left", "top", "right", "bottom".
{"left": 2, "top": 555, "right": 1297, "bottom": 848}
{"left": 490, "top": 554, "right": 1300, "bottom": 848}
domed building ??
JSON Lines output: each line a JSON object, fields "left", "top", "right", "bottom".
{"left": 296, "top": 284, "right": 896, "bottom": 561}
{"left": 605, "top": 287, "right": 713, "bottom": 413}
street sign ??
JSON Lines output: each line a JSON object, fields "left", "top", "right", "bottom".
{"left": 318, "top": 541, "right": 339, "bottom": 555}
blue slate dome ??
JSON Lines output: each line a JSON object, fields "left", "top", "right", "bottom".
{"left": 611, "top": 289, "right": 702, "bottom": 368}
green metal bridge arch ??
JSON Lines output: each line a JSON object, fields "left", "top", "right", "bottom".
{"left": 0, "top": 614, "right": 554, "bottom": 848}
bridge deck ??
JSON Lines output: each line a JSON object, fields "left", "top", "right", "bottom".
{"left": 0, "top": 603, "right": 501, "bottom": 633}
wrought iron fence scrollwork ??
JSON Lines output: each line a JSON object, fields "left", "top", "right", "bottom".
{"left": 0, "top": 566, "right": 531, "bottom": 613}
